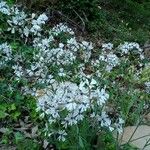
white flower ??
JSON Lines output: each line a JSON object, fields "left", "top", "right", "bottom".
{"left": 0, "top": 1, "right": 10, "bottom": 15}
{"left": 58, "top": 68, "right": 66, "bottom": 77}
{"left": 7, "top": 10, "right": 27, "bottom": 26}
{"left": 99, "top": 55, "right": 105, "bottom": 61}
{"left": 62, "top": 112, "right": 80, "bottom": 127}
{"left": 91, "top": 78, "right": 97, "bottom": 85}
{"left": 99, "top": 112, "right": 113, "bottom": 131}
{"left": 118, "top": 118, "right": 124, "bottom": 124}
{"left": 30, "top": 24, "right": 41, "bottom": 35}
{"left": 67, "top": 37, "right": 79, "bottom": 52}
{"left": 65, "top": 102, "right": 77, "bottom": 111}
{"left": 59, "top": 43, "right": 64, "bottom": 48}
{"left": 32, "top": 13, "right": 48, "bottom": 25}
{"left": 102, "top": 43, "right": 113, "bottom": 51}
{"left": 0, "top": 42, "right": 12, "bottom": 57}
{"left": 81, "top": 78, "right": 97, "bottom": 89}
{"left": 99, "top": 53, "right": 120, "bottom": 72}
{"left": 118, "top": 42, "right": 143, "bottom": 55}
{"left": 140, "top": 54, "right": 145, "bottom": 60}
{"left": 67, "top": 37, "right": 77, "bottom": 45}
{"left": 97, "top": 88, "right": 109, "bottom": 105}
{"left": 12, "top": 65, "right": 24, "bottom": 78}
{"left": 7, "top": 9, "right": 27, "bottom": 34}
{"left": 36, "top": 81, "right": 89, "bottom": 122}
{"left": 51, "top": 23, "right": 74, "bottom": 36}
{"left": 79, "top": 81, "right": 89, "bottom": 94}
{"left": 106, "top": 53, "right": 120, "bottom": 67}
{"left": 36, "top": 13, "right": 48, "bottom": 25}
{"left": 81, "top": 41, "right": 93, "bottom": 50}
{"left": 57, "top": 130, "right": 67, "bottom": 142}
{"left": 114, "top": 118, "right": 125, "bottom": 134}
{"left": 145, "top": 82, "right": 150, "bottom": 94}
{"left": 30, "top": 13, "right": 48, "bottom": 36}
{"left": 0, "top": 43, "right": 12, "bottom": 67}
{"left": 23, "top": 26, "right": 30, "bottom": 37}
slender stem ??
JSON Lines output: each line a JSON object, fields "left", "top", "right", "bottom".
{"left": 130, "top": 134, "right": 150, "bottom": 142}
{"left": 73, "top": 9, "right": 85, "bottom": 31}
{"left": 141, "top": 138, "right": 150, "bottom": 150}
{"left": 126, "top": 120, "right": 141, "bottom": 144}
{"left": 115, "top": 132, "right": 119, "bottom": 150}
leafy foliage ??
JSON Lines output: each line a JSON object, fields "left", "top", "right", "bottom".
{"left": 20, "top": 0, "right": 150, "bottom": 43}
{"left": 0, "top": 1, "right": 149, "bottom": 150}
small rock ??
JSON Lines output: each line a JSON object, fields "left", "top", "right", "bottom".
{"left": 118, "top": 125, "right": 150, "bottom": 150}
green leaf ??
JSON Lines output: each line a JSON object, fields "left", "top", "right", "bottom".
{"left": 11, "top": 111, "right": 21, "bottom": 120}
{"left": 1, "top": 135, "right": 9, "bottom": 144}
{"left": 10, "top": 103, "right": 16, "bottom": 111}
{"left": 79, "top": 136, "right": 84, "bottom": 149}
{"left": 15, "top": 132, "right": 24, "bottom": 144}
{"left": 0, "top": 104, "right": 7, "bottom": 112}
{"left": 0, "top": 110, "right": 8, "bottom": 119}
{"left": 6, "top": 0, "right": 15, "bottom": 5}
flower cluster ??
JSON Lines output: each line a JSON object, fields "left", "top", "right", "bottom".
{"left": 118, "top": 42, "right": 145, "bottom": 60}
{"left": 145, "top": 82, "right": 150, "bottom": 94}
{"left": 114, "top": 118, "right": 125, "bottom": 134}
{"left": 51, "top": 23, "right": 74, "bottom": 36}
{"left": 36, "top": 80, "right": 114, "bottom": 140}
{"left": 0, "top": 43, "right": 12, "bottom": 67}
{"left": 1, "top": 2, "right": 48, "bottom": 38}
{"left": 1, "top": 1, "right": 149, "bottom": 143}
{"left": 102, "top": 43, "right": 113, "bottom": 51}
{"left": 0, "top": 2, "right": 93, "bottom": 83}
{"left": 99, "top": 53, "right": 120, "bottom": 72}
{"left": 118, "top": 42, "right": 142, "bottom": 54}
{"left": 0, "top": 1, "right": 10, "bottom": 15}
{"left": 30, "top": 13, "right": 48, "bottom": 36}
{"left": 91, "top": 111, "right": 113, "bottom": 131}
{"left": 98, "top": 43, "right": 120, "bottom": 72}
{"left": 7, "top": 7, "right": 27, "bottom": 34}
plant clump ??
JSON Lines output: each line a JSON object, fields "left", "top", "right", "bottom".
{"left": 0, "top": 1, "right": 149, "bottom": 149}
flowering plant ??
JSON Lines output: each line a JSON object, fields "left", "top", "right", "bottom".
{"left": 0, "top": 1, "right": 149, "bottom": 149}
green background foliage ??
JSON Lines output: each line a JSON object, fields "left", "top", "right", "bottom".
{"left": 19, "top": 0, "right": 150, "bottom": 43}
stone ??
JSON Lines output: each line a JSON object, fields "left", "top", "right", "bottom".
{"left": 118, "top": 125, "right": 150, "bottom": 150}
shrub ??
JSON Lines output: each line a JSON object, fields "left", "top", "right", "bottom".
{"left": 0, "top": 1, "right": 149, "bottom": 149}
{"left": 18, "top": 0, "right": 150, "bottom": 43}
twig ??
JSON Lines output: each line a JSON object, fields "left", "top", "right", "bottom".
{"left": 73, "top": 9, "right": 86, "bottom": 31}
{"left": 82, "top": 11, "right": 88, "bottom": 22}
{"left": 130, "top": 134, "right": 150, "bottom": 143}
{"left": 141, "top": 138, "right": 150, "bottom": 150}
{"left": 56, "top": 11, "right": 82, "bottom": 29}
